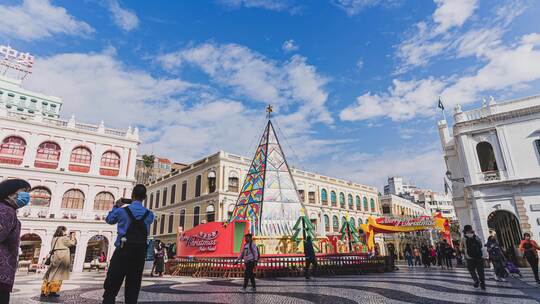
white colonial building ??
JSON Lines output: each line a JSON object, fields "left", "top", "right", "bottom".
{"left": 439, "top": 95, "right": 540, "bottom": 261}
{"left": 0, "top": 75, "right": 139, "bottom": 272}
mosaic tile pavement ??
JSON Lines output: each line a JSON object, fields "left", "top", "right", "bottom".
{"left": 10, "top": 265, "right": 540, "bottom": 303}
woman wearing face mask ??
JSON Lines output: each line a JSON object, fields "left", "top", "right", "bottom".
{"left": 0, "top": 178, "right": 31, "bottom": 304}
{"left": 519, "top": 233, "right": 540, "bottom": 283}
{"left": 40, "top": 226, "right": 77, "bottom": 298}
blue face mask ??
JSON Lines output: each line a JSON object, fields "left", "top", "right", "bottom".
{"left": 16, "top": 192, "right": 31, "bottom": 208}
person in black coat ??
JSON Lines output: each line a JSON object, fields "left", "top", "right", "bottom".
{"left": 421, "top": 244, "right": 431, "bottom": 268}
{"left": 304, "top": 236, "right": 318, "bottom": 279}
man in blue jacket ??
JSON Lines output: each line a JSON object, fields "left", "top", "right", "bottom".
{"left": 102, "top": 184, "right": 155, "bottom": 304}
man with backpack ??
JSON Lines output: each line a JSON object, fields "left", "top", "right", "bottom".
{"left": 460, "top": 225, "right": 486, "bottom": 290}
{"left": 102, "top": 185, "right": 155, "bottom": 304}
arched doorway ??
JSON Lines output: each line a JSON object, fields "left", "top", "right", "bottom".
{"left": 84, "top": 235, "right": 109, "bottom": 263}
{"left": 488, "top": 210, "right": 522, "bottom": 263}
{"left": 20, "top": 233, "right": 42, "bottom": 264}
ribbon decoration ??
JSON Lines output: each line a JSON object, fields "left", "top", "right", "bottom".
{"left": 360, "top": 212, "right": 452, "bottom": 251}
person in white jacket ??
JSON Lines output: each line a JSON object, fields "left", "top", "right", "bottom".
{"left": 235, "top": 234, "right": 259, "bottom": 293}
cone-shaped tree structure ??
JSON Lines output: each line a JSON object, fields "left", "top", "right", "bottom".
{"left": 340, "top": 214, "right": 361, "bottom": 251}
{"left": 291, "top": 212, "right": 320, "bottom": 252}
{"left": 229, "top": 118, "right": 304, "bottom": 236}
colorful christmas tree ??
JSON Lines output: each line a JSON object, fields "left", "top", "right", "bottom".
{"left": 229, "top": 106, "right": 304, "bottom": 236}
{"left": 340, "top": 213, "right": 360, "bottom": 251}
{"left": 291, "top": 209, "right": 320, "bottom": 252}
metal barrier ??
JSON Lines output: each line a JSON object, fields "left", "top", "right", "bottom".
{"left": 168, "top": 254, "right": 389, "bottom": 278}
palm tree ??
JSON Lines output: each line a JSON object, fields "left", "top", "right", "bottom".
{"left": 141, "top": 154, "right": 155, "bottom": 184}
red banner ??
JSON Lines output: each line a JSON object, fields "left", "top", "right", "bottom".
{"left": 176, "top": 221, "right": 249, "bottom": 257}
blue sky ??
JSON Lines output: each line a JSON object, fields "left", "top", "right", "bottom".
{"left": 1, "top": 0, "right": 539, "bottom": 191}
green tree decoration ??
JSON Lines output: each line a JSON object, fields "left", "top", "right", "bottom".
{"left": 291, "top": 211, "right": 320, "bottom": 252}
{"left": 340, "top": 213, "right": 360, "bottom": 252}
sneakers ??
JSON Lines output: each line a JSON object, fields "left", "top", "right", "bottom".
{"left": 473, "top": 281, "right": 480, "bottom": 288}
{"left": 239, "top": 288, "right": 246, "bottom": 293}
{"left": 251, "top": 287, "right": 257, "bottom": 293}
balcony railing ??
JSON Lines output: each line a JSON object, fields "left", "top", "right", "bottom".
{"left": 482, "top": 170, "right": 500, "bottom": 182}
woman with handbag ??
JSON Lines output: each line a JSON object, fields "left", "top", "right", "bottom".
{"left": 40, "top": 226, "right": 77, "bottom": 298}
{"left": 0, "top": 179, "right": 31, "bottom": 304}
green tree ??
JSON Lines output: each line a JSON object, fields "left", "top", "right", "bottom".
{"left": 291, "top": 214, "right": 320, "bottom": 252}
{"left": 340, "top": 216, "right": 360, "bottom": 252}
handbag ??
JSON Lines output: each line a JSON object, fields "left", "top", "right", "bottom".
{"left": 44, "top": 237, "right": 60, "bottom": 266}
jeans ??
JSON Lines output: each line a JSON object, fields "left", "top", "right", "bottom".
{"left": 102, "top": 245, "right": 147, "bottom": 304}
{"left": 243, "top": 261, "right": 256, "bottom": 289}
{"left": 525, "top": 255, "right": 539, "bottom": 281}
{"left": 305, "top": 257, "right": 318, "bottom": 278}
{"left": 445, "top": 256, "right": 453, "bottom": 269}
{"left": 466, "top": 258, "right": 485, "bottom": 284}
{"left": 414, "top": 256, "right": 421, "bottom": 266}
{"left": 406, "top": 256, "right": 413, "bottom": 267}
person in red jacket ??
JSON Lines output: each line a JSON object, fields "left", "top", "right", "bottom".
{"left": 519, "top": 233, "right": 540, "bottom": 283}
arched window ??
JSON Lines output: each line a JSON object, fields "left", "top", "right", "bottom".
{"left": 363, "top": 197, "right": 368, "bottom": 211}
{"left": 69, "top": 146, "right": 92, "bottom": 173}
{"left": 30, "top": 187, "right": 51, "bottom": 207}
{"left": 94, "top": 191, "right": 114, "bottom": 210}
{"left": 370, "top": 198, "right": 376, "bottom": 212}
{"left": 476, "top": 142, "right": 498, "bottom": 172}
{"left": 330, "top": 191, "right": 337, "bottom": 207}
{"left": 61, "top": 189, "right": 85, "bottom": 209}
{"left": 0, "top": 136, "right": 26, "bottom": 165}
{"left": 206, "top": 204, "right": 215, "bottom": 222}
{"left": 228, "top": 171, "right": 239, "bottom": 192}
{"left": 332, "top": 215, "right": 339, "bottom": 232}
{"left": 179, "top": 209, "right": 186, "bottom": 229}
{"left": 535, "top": 139, "right": 540, "bottom": 157}
{"left": 193, "top": 206, "right": 200, "bottom": 227}
{"left": 356, "top": 195, "right": 361, "bottom": 210}
{"left": 339, "top": 192, "right": 345, "bottom": 208}
{"left": 35, "top": 141, "right": 61, "bottom": 169}
{"left": 324, "top": 214, "right": 330, "bottom": 232}
{"left": 321, "top": 189, "right": 328, "bottom": 204}
{"left": 100, "top": 151, "right": 120, "bottom": 176}
{"left": 348, "top": 194, "right": 353, "bottom": 209}
{"left": 208, "top": 171, "right": 216, "bottom": 193}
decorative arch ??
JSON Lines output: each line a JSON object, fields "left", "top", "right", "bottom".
{"left": 69, "top": 146, "right": 92, "bottom": 173}
{"left": 30, "top": 186, "right": 52, "bottom": 207}
{"left": 100, "top": 151, "right": 121, "bottom": 176}
{"left": 476, "top": 141, "right": 498, "bottom": 172}
{"left": 94, "top": 191, "right": 115, "bottom": 210}
{"left": 35, "top": 141, "right": 61, "bottom": 169}
{"left": 0, "top": 136, "right": 26, "bottom": 165}
{"left": 61, "top": 189, "right": 85, "bottom": 209}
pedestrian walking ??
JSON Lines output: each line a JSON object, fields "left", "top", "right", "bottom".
{"left": 443, "top": 240, "right": 454, "bottom": 269}
{"left": 436, "top": 241, "right": 445, "bottom": 268}
{"left": 461, "top": 225, "right": 486, "bottom": 290}
{"left": 404, "top": 244, "right": 413, "bottom": 267}
{"left": 303, "top": 236, "right": 318, "bottom": 279}
{"left": 0, "top": 179, "right": 31, "bottom": 304}
{"left": 413, "top": 246, "right": 421, "bottom": 266}
{"left": 485, "top": 236, "right": 506, "bottom": 281}
{"left": 154, "top": 241, "right": 165, "bottom": 277}
{"left": 235, "top": 233, "right": 259, "bottom": 293}
{"left": 519, "top": 232, "right": 540, "bottom": 284}
{"left": 429, "top": 245, "right": 437, "bottom": 266}
{"left": 421, "top": 244, "right": 430, "bottom": 268}
{"left": 41, "top": 226, "right": 77, "bottom": 298}
{"left": 102, "top": 185, "right": 154, "bottom": 304}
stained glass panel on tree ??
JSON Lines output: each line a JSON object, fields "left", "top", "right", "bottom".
{"left": 230, "top": 120, "right": 303, "bottom": 236}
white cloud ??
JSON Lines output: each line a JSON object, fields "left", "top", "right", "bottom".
{"left": 395, "top": 0, "right": 479, "bottom": 71}
{"left": 432, "top": 0, "right": 478, "bottom": 33}
{"left": 106, "top": 0, "right": 139, "bottom": 31}
{"left": 0, "top": 0, "right": 94, "bottom": 41}
{"left": 314, "top": 144, "right": 446, "bottom": 191}
{"left": 341, "top": 32, "right": 540, "bottom": 121}
{"left": 218, "top": 0, "right": 297, "bottom": 12}
{"left": 282, "top": 39, "right": 299, "bottom": 52}
{"left": 331, "top": 0, "right": 394, "bottom": 16}
{"left": 159, "top": 42, "right": 333, "bottom": 124}
{"left": 356, "top": 58, "right": 364, "bottom": 70}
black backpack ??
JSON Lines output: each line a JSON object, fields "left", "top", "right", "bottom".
{"left": 466, "top": 237, "right": 482, "bottom": 259}
{"left": 124, "top": 207, "right": 150, "bottom": 246}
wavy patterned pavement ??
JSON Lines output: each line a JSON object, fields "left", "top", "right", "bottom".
{"left": 10, "top": 266, "right": 540, "bottom": 303}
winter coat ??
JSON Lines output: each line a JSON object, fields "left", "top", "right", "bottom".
{"left": 0, "top": 201, "right": 21, "bottom": 292}
{"left": 43, "top": 236, "right": 77, "bottom": 282}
